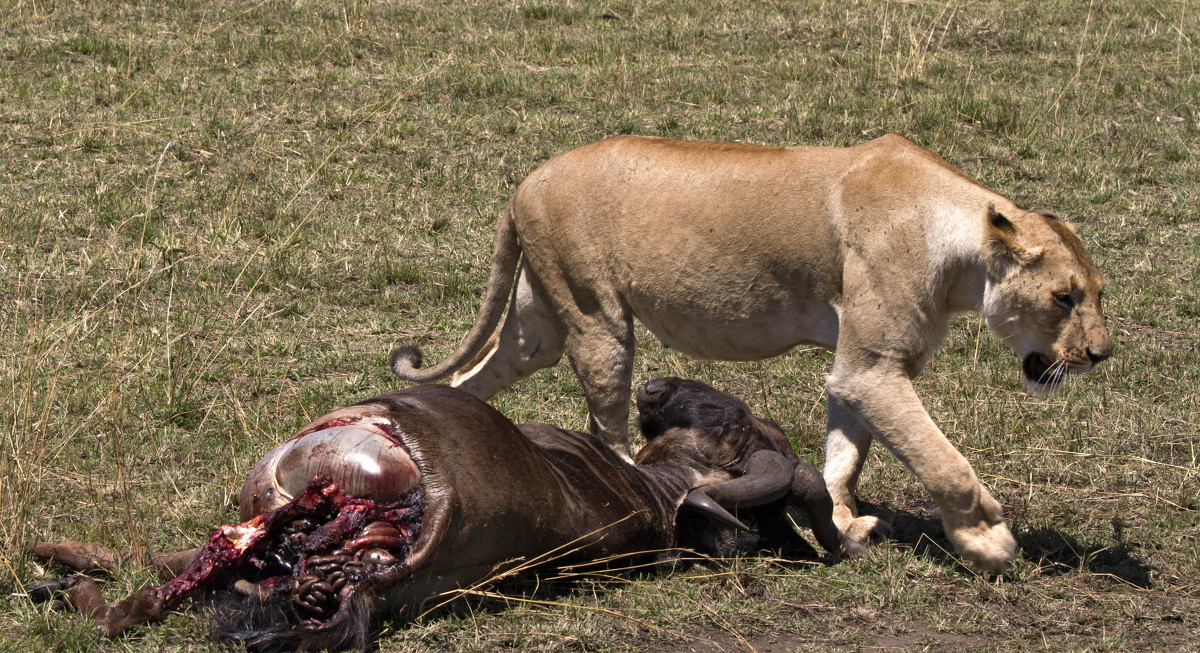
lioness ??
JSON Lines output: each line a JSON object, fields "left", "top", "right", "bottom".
{"left": 391, "top": 134, "right": 1112, "bottom": 572}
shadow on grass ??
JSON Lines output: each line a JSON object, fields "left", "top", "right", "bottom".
{"left": 401, "top": 535, "right": 831, "bottom": 640}
{"left": 1017, "top": 526, "right": 1153, "bottom": 588}
{"left": 859, "top": 501, "right": 1154, "bottom": 587}
{"left": 389, "top": 557, "right": 697, "bottom": 648}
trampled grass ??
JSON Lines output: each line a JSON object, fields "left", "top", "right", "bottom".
{"left": 1, "top": 0, "right": 1197, "bottom": 651}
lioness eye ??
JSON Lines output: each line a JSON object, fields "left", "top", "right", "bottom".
{"left": 1053, "top": 291, "right": 1075, "bottom": 310}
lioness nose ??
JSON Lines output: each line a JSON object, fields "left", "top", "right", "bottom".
{"left": 1087, "top": 346, "right": 1112, "bottom": 364}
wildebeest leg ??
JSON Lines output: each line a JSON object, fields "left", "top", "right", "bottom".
{"left": 77, "top": 580, "right": 166, "bottom": 636}
{"left": 790, "top": 462, "right": 869, "bottom": 559}
{"left": 27, "top": 542, "right": 201, "bottom": 635}
{"left": 26, "top": 574, "right": 168, "bottom": 636}
{"left": 823, "top": 392, "right": 892, "bottom": 542}
{"left": 451, "top": 262, "right": 567, "bottom": 399}
{"left": 30, "top": 542, "right": 202, "bottom": 578}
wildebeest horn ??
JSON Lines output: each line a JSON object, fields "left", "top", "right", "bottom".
{"left": 788, "top": 461, "right": 867, "bottom": 559}
{"left": 698, "top": 449, "right": 794, "bottom": 509}
{"left": 681, "top": 488, "right": 750, "bottom": 532}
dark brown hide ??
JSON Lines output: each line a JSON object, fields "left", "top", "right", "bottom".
{"left": 28, "top": 381, "right": 851, "bottom": 650}
{"left": 365, "top": 387, "right": 695, "bottom": 610}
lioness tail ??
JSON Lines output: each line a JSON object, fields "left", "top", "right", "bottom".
{"left": 390, "top": 206, "right": 521, "bottom": 383}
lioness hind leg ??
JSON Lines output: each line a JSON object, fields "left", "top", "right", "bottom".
{"left": 823, "top": 394, "right": 893, "bottom": 543}
{"left": 562, "top": 318, "right": 636, "bottom": 457}
{"left": 450, "top": 262, "right": 567, "bottom": 399}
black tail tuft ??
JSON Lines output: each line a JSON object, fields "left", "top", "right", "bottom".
{"left": 390, "top": 346, "right": 424, "bottom": 373}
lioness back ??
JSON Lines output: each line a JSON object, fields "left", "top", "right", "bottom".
{"left": 506, "top": 134, "right": 994, "bottom": 360}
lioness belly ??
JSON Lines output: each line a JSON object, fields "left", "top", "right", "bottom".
{"left": 631, "top": 294, "right": 840, "bottom": 360}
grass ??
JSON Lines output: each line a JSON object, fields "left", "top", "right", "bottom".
{"left": 1, "top": 0, "right": 1197, "bottom": 650}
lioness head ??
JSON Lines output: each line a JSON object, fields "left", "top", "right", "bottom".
{"left": 981, "top": 206, "right": 1113, "bottom": 396}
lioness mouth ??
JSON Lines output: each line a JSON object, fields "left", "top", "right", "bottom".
{"left": 1022, "top": 352, "right": 1065, "bottom": 388}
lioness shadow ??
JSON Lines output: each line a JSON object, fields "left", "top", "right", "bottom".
{"left": 857, "top": 501, "right": 1153, "bottom": 587}
{"left": 1017, "top": 525, "right": 1152, "bottom": 587}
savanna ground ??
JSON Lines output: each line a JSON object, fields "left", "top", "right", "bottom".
{"left": 1, "top": 0, "right": 1197, "bottom": 650}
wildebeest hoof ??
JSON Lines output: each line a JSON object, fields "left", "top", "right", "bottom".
{"left": 27, "top": 576, "right": 82, "bottom": 603}
{"left": 838, "top": 534, "right": 869, "bottom": 559}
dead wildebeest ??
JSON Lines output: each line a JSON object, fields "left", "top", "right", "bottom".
{"left": 28, "top": 379, "right": 860, "bottom": 651}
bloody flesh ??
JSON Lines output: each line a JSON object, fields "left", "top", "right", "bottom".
{"left": 155, "top": 475, "right": 422, "bottom": 627}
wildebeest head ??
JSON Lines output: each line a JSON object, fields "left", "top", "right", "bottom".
{"left": 635, "top": 377, "right": 866, "bottom": 560}
{"left": 636, "top": 376, "right": 796, "bottom": 470}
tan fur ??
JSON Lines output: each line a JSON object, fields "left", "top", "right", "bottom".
{"left": 392, "top": 134, "right": 1113, "bottom": 572}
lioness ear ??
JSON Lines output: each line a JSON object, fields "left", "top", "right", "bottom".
{"left": 984, "top": 205, "right": 1042, "bottom": 271}
{"left": 1028, "top": 206, "right": 1059, "bottom": 221}
{"left": 987, "top": 204, "right": 1017, "bottom": 237}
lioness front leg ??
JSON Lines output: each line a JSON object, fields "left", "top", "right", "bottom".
{"left": 824, "top": 394, "right": 892, "bottom": 542}
{"left": 826, "top": 359, "right": 1017, "bottom": 573}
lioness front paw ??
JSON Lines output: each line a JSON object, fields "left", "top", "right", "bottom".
{"left": 945, "top": 518, "right": 1017, "bottom": 573}
{"left": 844, "top": 515, "right": 892, "bottom": 542}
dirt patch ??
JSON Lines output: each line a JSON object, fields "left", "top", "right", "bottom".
{"left": 643, "top": 621, "right": 973, "bottom": 653}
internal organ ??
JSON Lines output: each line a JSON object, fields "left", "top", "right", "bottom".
{"left": 169, "top": 475, "right": 421, "bottom": 628}
{"left": 240, "top": 417, "right": 421, "bottom": 519}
